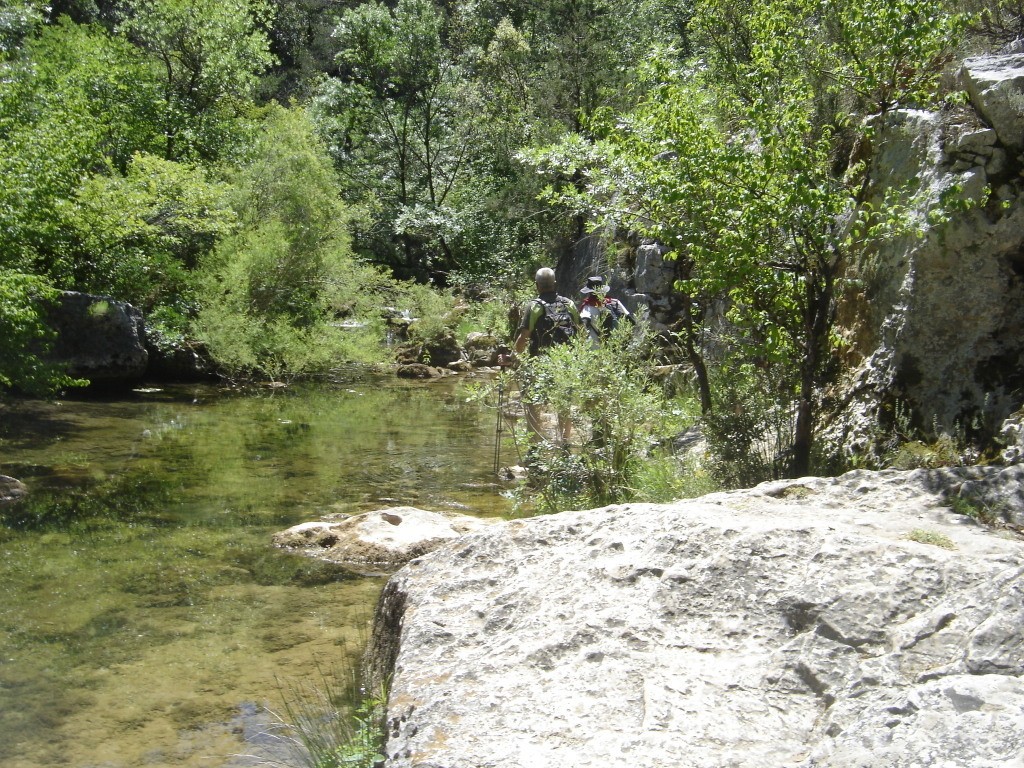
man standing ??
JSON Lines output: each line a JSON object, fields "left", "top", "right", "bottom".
{"left": 502, "top": 267, "right": 580, "bottom": 446}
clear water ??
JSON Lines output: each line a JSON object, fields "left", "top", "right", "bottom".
{"left": 0, "top": 371, "right": 512, "bottom": 768}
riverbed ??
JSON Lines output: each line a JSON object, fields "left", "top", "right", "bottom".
{"left": 0, "top": 371, "right": 513, "bottom": 768}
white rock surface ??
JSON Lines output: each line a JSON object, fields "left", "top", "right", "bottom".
{"left": 368, "top": 469, "right": 1023, "bottom": 768}
{"left": 273, "top": 506, "right": 499, "bottom": 574}
{"left": 962, "top": 54, "right": 1024, "bottom": 153}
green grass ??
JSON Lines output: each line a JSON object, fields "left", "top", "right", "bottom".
{"left": 906, "top": 528, "right": 956, "bottom": 550}
{"left": 270, "top": 658, "right": 387, "bottom": 768}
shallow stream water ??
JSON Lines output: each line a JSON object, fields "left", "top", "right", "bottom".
{"left": 0, "top": 371, "right": 512, "bottom": 768}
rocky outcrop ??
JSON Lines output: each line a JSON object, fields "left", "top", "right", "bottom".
{"left": 144, "top": 328, "right": 214, "bottom": 382}
{"left": 368, "top": 468, "right": 1023, "bottom": 768}
{"left": 831, "top": 54, "right": 1024, "bottom": 451}
{"left": 1002, "top": 410, "right": 1024, "bottom": 464}
{"left": 394, "top": 330, "right": 505, "bottom": 375}
{"left": 46, "top": 291, "right": 148, "bottom": 386}
{"left": 554, "top": 54, "right": 1024, "bottom": 453}
{"left": 273, "top": 506, "right": 499, "bottom": 575}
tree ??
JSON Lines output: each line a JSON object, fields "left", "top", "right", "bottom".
{"left": 316, "top": 0, "right": 491, "bottom": 281}
{"left": 0, "top": 268, "right": 83, "bottom": 395}
{"left": 64, "top": 153, "right": 235, "bottom": 312}
{"left": 119, "top": 0, "right": 276, "bottom": 162}
{"left": 531, "top": 0, "right": 969, "bottom": 479}
{"left": 0, "top": 17, "right": 159, "bottom": 277}
{"left": 0, "top": 0, "right": 45, "bottom": 58}
{"left": 193, "top": 106, "right": 378, "bottom": 377}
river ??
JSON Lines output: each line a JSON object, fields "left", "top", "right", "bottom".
{"left": 0, "top": 370, "right": 513, "bottom": 768}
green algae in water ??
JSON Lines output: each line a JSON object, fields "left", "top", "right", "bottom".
{"left": 0, "top": 377, "right": 512, "bottom": 768}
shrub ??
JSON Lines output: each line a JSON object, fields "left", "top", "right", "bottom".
{"left": 193, "top": 106, "right": 389, "bottom": 377}
{"left": 508, "top": 320, "right": 695, "bottom": 513}
{"left": 0, "top": 268, "right": 84, "bottom": 395}
{"left": 702, "top": 363, "right": 800, "bottom": 489}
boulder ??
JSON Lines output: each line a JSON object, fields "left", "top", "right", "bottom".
{"left": 464, "top": 332, "right": 500, "bottom": 367}
{"left": 0, "top": 475, "right": 27, "bottom": 505}
{"left": 396, "top": 363, "right": 444, "bottom": 379}
{"left": 961, "top": 54, "right": 1024, "bottom": 154}
{"left": 46, "top": 292, "right": 148, "bottom": 385}
{"left": 144, "top": 328, "right": 214, "bottom": 382}
{"left": 273, "top": 506, "right": 499, "bottom": 575}
{"left": 367, "top": 468, "right": 1023, "bottom": 768}
{"left": 420, "top": 330, "right": 464, "bottom": 368}
{"left": 1001, "top": 411, "right": 1024, "bottom": 464}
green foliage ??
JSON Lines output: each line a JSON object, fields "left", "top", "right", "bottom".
{"left": 273, "top": 660, "right": 387, "bottom": 768}
{"left": 629, "top": 451, "right": 719, "bottom": 503}
{"left": 963, "top": 0, "right": 1024, "bottom": 47}
{"left": 194, "top": 106, "right": 390, "bottom": 378}
{"left": 397, "top": 282, "right": 458, "bottom": 345}
{"left": 512, "top": 321, "right": 694, "bottom": 513}
{"left": 63, "top": 153, "right": 235, "bottom": 309}
{"left": 120, "top": 0, "right": 276, "bottom": 162}
{"left": 945, "top": 494, "right": 1006, "bottom": 525}
{"left": 0, "top": 14, "right": 243, "bottom": 300}
{"left": 0, "top": 0, "right": 45, "bottom": 60}
{"left": 454, "top": 289, "right": 516, "bottom": 341}
{"left": 0, "top": 17, "right": 156, "bottom": 272}
{"left": 887, "top": 437, "right": 965, "bottom": 470}
{"left": 315, "top": 0, "right": 495, "bottom": 280}
{"left": 906, "top": 528, "right": 956, "bottom": 549}
{"left": 702, "top": 363, "right": 801, "bottom": 488}
{"left": 817, "top": 0, "right": 969, "bottom": 115}
{"left": 529, "top": 0, "right": 970, "bottom": 478}
{"left": 0, "top": 268, "right": 84, "bottom": 395}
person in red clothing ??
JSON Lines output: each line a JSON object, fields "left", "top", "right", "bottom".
{"left": 578, "top": 275, "right": 634, "bottom": 345}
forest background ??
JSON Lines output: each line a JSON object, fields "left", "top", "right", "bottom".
{"left": 2, "top": 0, "right": 1021, "bottom": 502}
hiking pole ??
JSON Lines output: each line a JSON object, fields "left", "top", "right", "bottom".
{"left": 494, "top": 346, "right": 514, "bottom": 475}
{"left": 493, "top": 376, "right": 505, "bottom": 475}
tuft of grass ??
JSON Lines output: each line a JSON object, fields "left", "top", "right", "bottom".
{"left": 906, "top": 528, "right": 956, "bottom": 550}
{"left": 946, "top": 495, "right": 1003, "bottom": 526}
{"left": 258, "top": 656, "right": 387, "bottom": 768}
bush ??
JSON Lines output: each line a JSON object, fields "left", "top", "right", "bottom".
{"left": 0, "top": 268, "right": 84, "bottom": 395}
{"left": 702, "top": 363, "right": 800, "bottom": 489}
{"left": 509, "top": 320, "right": 696, "bottom": 513}
{"left": 193, "top": 106, "right": 390, "bottom": 378}
{"left": 65, "top": 153, "right": 234, "bottom": 312}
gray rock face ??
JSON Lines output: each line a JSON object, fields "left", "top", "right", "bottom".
{"left": 47, "top": 292, "right": 148, "bottom": 385}
{"left": 369, "top": 469, "right": 1023, "bottom": 768}
{"left": 1002, "top": 411, "right": 1024, "bottom": 464}
{"left": 962, "top": 54, "right": 1024, "bottom": 154}
{"left": 833, "top": 60, "right": 1024, "bottom": 449}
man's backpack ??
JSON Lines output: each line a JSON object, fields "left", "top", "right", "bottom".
{"left": 530, "top": 296, "right": 575, "bottom": 354}
{"left": 587, "top": 299, "right": 627, "bottom": 338}
{"left": 604, "top": 299, "right": 627, "bottom": 331}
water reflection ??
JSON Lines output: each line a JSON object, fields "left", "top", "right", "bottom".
{"left": 0, "top": 374, "right": 511, "bottom": 768}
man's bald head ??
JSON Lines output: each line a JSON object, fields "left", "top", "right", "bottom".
{"left": 535, "top": 267, "right": 556, "bottom": 292}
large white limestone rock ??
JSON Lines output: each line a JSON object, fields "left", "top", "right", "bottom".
{"left": 367, "top": 469, "right": 1023, "bottom": 768}
{"left": 832, "top": 61, "right": 1024, "bottom": 451}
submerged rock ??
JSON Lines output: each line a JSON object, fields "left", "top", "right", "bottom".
{"left": 273, "top": 506, "right": 498, "bottom": 575}
{"left": 367, "top": 468, "right": 1023, "bottom": 768}
{"left": 0, "top": 475, "right": 27, "bottom": 505}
